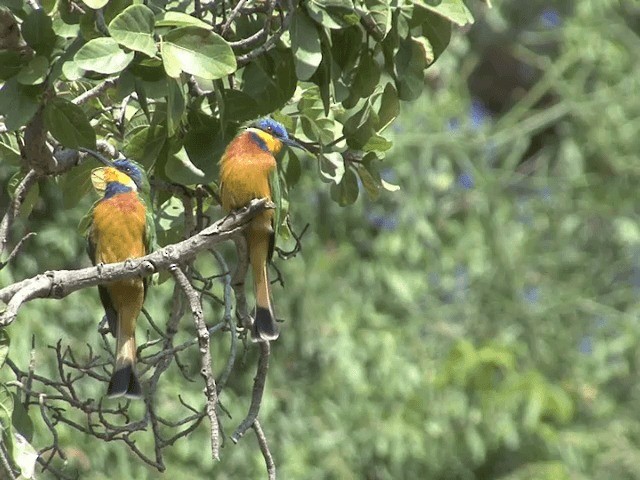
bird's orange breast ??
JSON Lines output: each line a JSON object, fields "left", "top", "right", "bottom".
{"left": 219, "top": 133, "right": 277, "bottom": 213}
{"left": 91, "top": 191, "right": 147, "bottom": 264}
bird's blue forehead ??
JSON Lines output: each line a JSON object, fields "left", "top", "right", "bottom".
{"left": 254, "top": 118, "right": 289, "bottom": 140}
{"left": 113, "top": 159, "right": 143, "bottom": 186}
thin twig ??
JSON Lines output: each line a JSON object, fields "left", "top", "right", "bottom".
{"left": 231, "top": 341, "right": 270, "bottom": 443}
{"left": 170, "top": 265, "right": 221, "bottom": 461}
{"left": 0, "top": 170, "right": 39, "bottom": 260}
{"left": 254, "top": 420, "right": 276, "bottom": 480}
{"left": 72, "top": 79, "right": 118, "bottom": 105}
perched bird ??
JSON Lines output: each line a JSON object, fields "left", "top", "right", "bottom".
{"left": 81, "top": 149, "right": 155, "bottom": 398}
{"left": 219, "top": 118, "right": 303, "bottom": 341}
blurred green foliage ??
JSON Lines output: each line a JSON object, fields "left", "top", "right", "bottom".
{"left": 2, "top": 0, "right": 640, "bottom": 478}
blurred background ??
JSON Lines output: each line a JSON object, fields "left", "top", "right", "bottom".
{"left": 2, "top": 0, "right": 640, "bottom": 478}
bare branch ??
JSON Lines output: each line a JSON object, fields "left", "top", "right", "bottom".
{"left": 221, "top": 0, "right": 250, "bottom": 37}
{"left": 0, "top": 199, "right": 272, "bottom": 326}
{"left": 254, "top": 420, "right": 276, "bottom": 480}
{"left": 235, "top": 0, "right": 294, "bottom": 67}
{"left": 0, "top": 232, "right": 37, "bottom": 271}
{"left": 0, "top": 170, "right": 38, "bottom": 260}
{"left": 171, "top": 266, "right": 220, "bottom": 461}
{"left": 231, "top": 341, "right": 270, "bottom": 443}
{"left": 72, "top": 79, "right": 118, "bottom": 105}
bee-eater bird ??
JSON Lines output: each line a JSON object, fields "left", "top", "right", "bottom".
{"left": 219, "top": 118, "right": 304, "bottom": 341}
{"left": 82, "top": 149, "right": 155, "bottom": 398}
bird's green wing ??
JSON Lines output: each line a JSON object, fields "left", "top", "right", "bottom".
{"left": 268, "top": 165, "right": 282, "bottom": 241}
{"left": 141, "top": 197, "right": 157, "bottom": 294}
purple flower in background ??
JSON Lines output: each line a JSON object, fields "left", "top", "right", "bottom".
{"left": 523, "top": 286, "right": 539, "bottom": 304}
{"left": 458, "top": 172, "right": 475, "bottom": 190}
{"left": 579, "top": 336, "right": 593, "bottom": 355}
{"left": 540, "top": 8, "right": 562, "bottom": 28}
{"left": 469, "top": 99, "right": 491, "bottom": 129}
{"left": 366, "top": 212, "right": 398, "bottom": 231}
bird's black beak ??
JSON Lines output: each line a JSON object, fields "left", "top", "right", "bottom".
{"left": 78, "top": 147, "right": 115, "bottom": 167}
{"left": 282, "top": 137, "right": 306, "bottom": 151}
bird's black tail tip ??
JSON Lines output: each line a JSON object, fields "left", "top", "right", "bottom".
{"left": 252, "top": 307, "right": 279, "bottom": 342}
{"left": 107, "top": 363, "right": 142, "bottom": 399}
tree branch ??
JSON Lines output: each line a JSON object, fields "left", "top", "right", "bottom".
{"left": 231, "top": 341, "right": 270, "bottom": 443}
{"left": 0, "top": 199, "right": 272, "bottom": 326}
{"left": 0, "top": 170, "right": 39, "bottom": 260}
{"left": 254, "top": 419, "right": 276, "bottom": 480}
{"left": 170, "top": 265, "right": 221, "bottom": 461}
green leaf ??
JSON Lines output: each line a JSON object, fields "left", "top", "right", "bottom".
{"left": 291, "top": 10, "right": 323, "bottom": 80}
{"left": 241, "top": 50, "right": 296, "bottom": 115}
{"left": 12, "top": 432, "right": 38, "bottom": 479}
{"left": 344, "top": 101, "right": 377, "bottom": 149}
{"left": 82, "top": 0, "right": 109, "bottom": 8}
{"left": 395, "top": 37, "right": 428, "bottom": 101}
{"left": 0, "top": 133, "right": 21, "bottom": 165}
{"left": 164, "top": 145, "right": 206, "bottom": 185}
{"left": 346, "top": 51, "right": 380, "bottom": 105}
{"left": 377, "top": 82, "right": 400, "bottom": 132}
{"left": 44, "top": 98, "right": 96, "bottom": 149}
{"left": 330, "top": 166, "right": 359, "bottom": 206}
{"left": 11, "top": 394, "right": 33, "bottom": 442}
{"left": 21, "top": 9, "right": 56, "bottom": 56}
{"left": 223, "top": 89, "right": 261, "bottom": 122}
{"left": 307, "top": 0, "right": 360, "bottom": 30}
{"left": 16, "top": 56, "right": 49, "bottom": 85}
{"left": 0, "top": 330, "right": 9, "bottom": 369}
{"left": 353, "top": 159, "right": 381, "bottom": 200}
{"left": 74, "top": 37, "right": 134, "bottom": 74}
{"left": 108, "top": 4, "right": 157, "bottom": 57}
{"left": 0, "top": 79, "right": 40, "bottom": 131}
{"left": 362, "top": 0, "right": 392, "bottom": 41}
{"left": 123, "top": 125, "right": 167, "bottom": 167}
{"left": 363, "top": 132, "right": 392, "bottom": 152}
{"left": 0, "top": 50, "right": 27, "bottom": 80}
{"left": 414, "top": 0, "right": 474, "bottom": 27}
{"left": 59, "top": 158, "right": 94, "bottom": 208}
{"left": 155, "top": 11, "right": 213, "bottom": 30}
{"left": 381, "top": 177, "right": 400, "bottom": 192}
{"left": 161, "top": 26, "right": 236, "bottom": 80}
{"left": 284, "top": 150, "right": 302, "bottom": 188}
{"left": 418, "top": 6, "right": 453, "bottom": 61}
{"left": 166, "top": 78, "right": 185, "bottom": 136}
{"left": 19, "top": 182, "right": 39, "bottom": 219}
{"left": 318, "top": 152, "right": 345, "bottom": 184}
{"left": 0, "top": 385, "right": 14, "bottom": 455}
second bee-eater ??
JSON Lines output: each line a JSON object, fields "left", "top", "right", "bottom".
{"left": 219, "top": 118, "right": 303, "bottom": 341}
{"left": 81, "top": 150, "right": 155, "bottom": 398}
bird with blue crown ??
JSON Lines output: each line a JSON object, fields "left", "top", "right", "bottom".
{"left": 81, "top": 149, "right": 155, "bottom": 398}
{"left": 219, "top": 118, "right": 304, "bottom": 341}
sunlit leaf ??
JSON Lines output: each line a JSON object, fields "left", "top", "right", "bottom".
{"left": 74, "top": 37, "right": 134, "bottom": 74}
{"left": 0, "top": 331, "right": 9, "bottom": 369}
{"left": 414, "top": 0, "right": 474, "bottom": 27}
{"left": 161, "top": 27, "right": 236, "bottom": 80}
{"left": 291, "top": 10, "right": 323, "bottom": 80}
{"left": 108, "top": 4, "right": 157, "bottom": 57}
